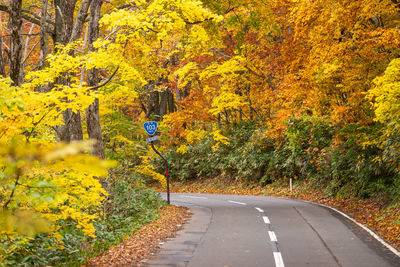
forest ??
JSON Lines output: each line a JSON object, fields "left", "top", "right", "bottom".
{"left": 1, "top": 0, "right": 400, "bottom": 265}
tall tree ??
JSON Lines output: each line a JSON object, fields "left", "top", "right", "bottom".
{"left": 86, "top": 0, "right": 105, "bottom": 158}
{"left": 9, "top": 0, "right": 23, "bottom": 86}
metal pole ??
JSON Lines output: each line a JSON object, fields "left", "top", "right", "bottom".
{"left": 150, "top": 142, "right": 170, "bottom": 204}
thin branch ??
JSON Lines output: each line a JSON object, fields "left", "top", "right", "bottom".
{"left": 3, "top": 167, "right": 22, "bottom": 209}
{"left": 89, "top": 65, "right": 119, "bottom": 90}
{"left": 184, "top": 17, "right": 213, "bottom": 25}
{"left": 22, "top": 40, "right": 39, "bottom": 66}
{"left": 21, "top": 8, "right": 55, "bottom": 26}
{"left": 89, "top": 40, "right": 128, "bottom": 90}
{"left": 22, "top": 23, "right": 35, "bottom": 62}
{"left": 16, "top": 182, "right": 54, "bottom": 189}
{"left": 26, "top": 109, "right": 51, "bottom": 143}
{"left": 0, "top": 33, "right": 40, "bottom": 37}
{"left": 245, "top": 66, "right": 265, "bottom": 79}
{"left": 0, "top": 4, "right": 54, "bottom": 33}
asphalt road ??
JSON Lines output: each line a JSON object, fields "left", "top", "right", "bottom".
{"left": 145, "top": 193, "right": 400, "bottom": 267}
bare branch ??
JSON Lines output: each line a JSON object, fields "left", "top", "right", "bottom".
{"left": 22, "top": 40, "right": 39, "bottom": 65}
{"left": 0, "top": 4, "right": 54, "bottom": 33}
{"left": 21, "top": 8, "right": 55, "bottom": 26}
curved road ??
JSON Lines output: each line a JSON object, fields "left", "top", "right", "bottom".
{"left": 145, "top": 193, "right": 400, "bottom": 267}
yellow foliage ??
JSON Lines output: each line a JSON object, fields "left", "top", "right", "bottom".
{"left": 0, "top": 51, "right": 111, "bottom": 261}
{"left": 369, "top": 58, "right": 400, "bottom": 125}
{"left": 211, "top": 129, "right": 230, "bottom": 150}
{"left": 183, "top": 128, "right": 207, "bottom": 144}
{"left": 209, "top": 92, "right": 246, "bottom": 116}
{"left": 176, "top": 144, "right": 189, "bottom": 154}
{"left": 136, "top": 151, "right": 167, "bottom": 188}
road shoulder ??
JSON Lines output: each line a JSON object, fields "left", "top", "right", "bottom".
{"left": 143, "top": 203, "right": 212, "bottom": 266}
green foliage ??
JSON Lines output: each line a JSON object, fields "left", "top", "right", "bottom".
{"left": 161, "top": 118, "right": 400, "bottom": 202}
{"left": 3, "top": 174, "right": 164, "bottom": 266}
{"left": 92, "top": 177, "right": 164, "bottom": 256}
{"left": 156, "top": 121, "right": 272, "bottom": 182}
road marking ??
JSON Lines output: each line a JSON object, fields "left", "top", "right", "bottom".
{"left": 268, "top": 231, "right": 278, "bottom": 242}
{"left": 273, "top": 252, "right": 285, "bottom": 267}
{"left": 263, "top": 216, "right": 270, "bottom": 224}
{"left": 228, "top": 200, "right": 246, "bottom": 205}
{"left": 181, "top": 196, "right": 208, "bottom": 199}
{"left": 255, "top": 207, "right": 264, "bottom": 213}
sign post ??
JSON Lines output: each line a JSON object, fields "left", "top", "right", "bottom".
{"left": 143, "top": 121, "right": 170, "bottom": 204}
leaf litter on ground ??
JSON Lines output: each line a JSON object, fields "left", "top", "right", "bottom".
{"left": 84, "top": 205, "right": 191, "bottom": 267}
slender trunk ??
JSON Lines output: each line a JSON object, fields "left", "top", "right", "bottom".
{"left": 19, "top": 23, "right": 35, "bottom": 83}
{"left": 9, "top": 0, "right": 23, "bottom": 86}
{"left": 246, "top": 84, "right": 253, "bottom": 120}
{"left": 40, "top": 0, "right": 48, "bottom": 69}
{"left": 86, "top": 0, "right": 105, "bottom": 159}
{"left": 160, "top": 90, "right": 168, "bottom": 118}
{"left": 167, "top": 90, "right": 175, "bottom": 113}
{"left": 176, "top": 90, "right": 182, "bottom": 111}
{"left": 0, "top": 36, "right": 5, "bottom": 76}
{"left": 224, "top": 109, "right": 230, "bottom": 124}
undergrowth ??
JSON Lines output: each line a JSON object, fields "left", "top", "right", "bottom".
{"left": 3, "top": 174, "right": 164, "bottom": 267}
{"left": 155, "top": 119, "right": 400, "bottom": 203}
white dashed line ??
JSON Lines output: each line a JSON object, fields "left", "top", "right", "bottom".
{"left": 273, "top": 252, "right": 285, "bottom": 267}
{"left": 263, "top": 216, "right": 270, "bottom": 224}
{"left": 255, "top": 207, "right": 264, "bottom": 213}
{"left": 181, "top": 196, "right": 208, "bottom": 199}
{"left": 268, "top": 231, "right": 278, "bottom": 242}
{"left": 228, "top": 200, "right": 247, "bottom": 205}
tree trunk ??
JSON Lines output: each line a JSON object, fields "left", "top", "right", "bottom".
{"left": 246, "top": 84, "right": 253, "bottom": 120}
{"left": 40, "top": 0, "right": 48, "bottom": 69}
{"left": 0, "top": 36, "right": 5, "bottom": 76}
{"left": 54, "top": 0, "right": 83, "bottom": 142}
{"left": 145, "top": 84, "right": 161, "bottom": 119}
{"left": 86, "top": 0, "right": 105, "bottom": 159}
{"left": 9, "top": 0, "right": 23, "bottom": 86}
{"left": 69, "top": 0, "right": 92, "bottom": 43}
{"left": 87, "top": 99, "right": 104, "bottom": 158}
{"left": 58, "top": 109, "right": 83, "bottom": 142}
{"left": 68, "top": 110, "right": 84, "bottom": 141}
{"left": 167, "top": 90, "right": 175, "bottom": 113}
{"left": 160, "top": 90, "right": 168, "bottom": 118}
{"left": 54, "top": 0, "right": 77, "bottom": 45}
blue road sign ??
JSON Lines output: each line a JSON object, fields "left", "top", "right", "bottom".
{"left": 144, "top": 121, "right": 158, "bottom": 135}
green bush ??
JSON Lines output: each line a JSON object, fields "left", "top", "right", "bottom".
{"left": 159, "top": 117, "right": 400, "bottom": 202}
{"left": 3, "top": 175, "right": 164, "bottom": 266}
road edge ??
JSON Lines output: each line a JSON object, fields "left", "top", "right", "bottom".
{"left": 295, "top": 198, "right": 400, "bottom": 258}
{"left": 143, "top": 203, "right": 212, "bottom": 266}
